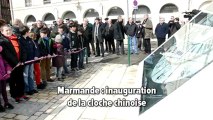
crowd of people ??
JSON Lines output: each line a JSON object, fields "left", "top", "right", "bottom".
{"left": 0, "top": 14, "right": 182, "bottom": 112}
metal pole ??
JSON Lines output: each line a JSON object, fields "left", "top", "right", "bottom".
{"left": 134, "top": 9, "right": 136, "bottom": 22}
{"left": 127, "top": 0, "right": 131, "bottom": 66}
{"left": 85, "top": 48, "right": 88, "bottom": 64}
{"left": 128, "top": 36, "right": 131, "bottom": 66}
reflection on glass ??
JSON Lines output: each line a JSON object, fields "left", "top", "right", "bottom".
{"left": 140, "top": 11, "right": 213, "bottom": 114}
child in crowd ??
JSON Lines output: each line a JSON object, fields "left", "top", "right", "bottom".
{"left": 69, "top": 24, "right": 79, "bottom": 72}
{"left": 38, "top": 28, "right": 55, "bottom": 85}
{"left": 0, "top": 24, "right": 29, "bottom": 103}
{"left": 29, "top": 32, "right": 46, "bottom": 89}
{"left": 0, "top": 45, "right": 14, "bottom": 112}
{"left": 19, "top": 26, "right": 39, "bottom": 95}
{"left": 58, "top": 25, "right": 70, "bottom": 76}
{"left": 52, "top": 35, "right": 64, "bottom": 81}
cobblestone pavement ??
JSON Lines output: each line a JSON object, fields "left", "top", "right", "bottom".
{"left": 0, "top": 41, "right": 157, "bottom": 120}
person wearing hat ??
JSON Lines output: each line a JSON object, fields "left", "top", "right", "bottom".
{"left": 93, "top": 17, "right": 105, "bottom": 57}
{"left": 52, "top": 34, "right": 65, "bottom": 81}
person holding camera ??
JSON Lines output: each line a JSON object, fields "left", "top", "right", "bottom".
{"left": 168, "top": 16, "right": 181, "bottom": 38}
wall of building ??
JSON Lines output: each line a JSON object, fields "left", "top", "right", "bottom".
{"left": 11, "top": 0, "right": 213, "bottom": 27}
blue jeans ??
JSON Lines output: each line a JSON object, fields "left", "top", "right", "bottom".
{"left": 78, "top": 50, "right": 85, "bottom": 68}
{"left": 55, "top": 67, "right": 63, "bottom": 78}
{"left": 23, "top": 64, "right": 36, "bottom": 92}
{"left": 130, "top": 36, "right": 138, "bottom": 54}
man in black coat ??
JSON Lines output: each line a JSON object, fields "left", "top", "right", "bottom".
{"left": 104, "top": 19, "right": 115, "bottom": 54}
{"left": 125, "top": 17, "right": 138, "bottom": 54}
{"left": 93, "top": 17, "right": 105, "bottom": 57}
{"left": 168, "top": 17, "right": 181, "bottom": 38}
{"left": 114, "top": 16, "right": 125, "bottom": 55}
{"left": 81, "top": 18, "right": 92, "bottom": 57}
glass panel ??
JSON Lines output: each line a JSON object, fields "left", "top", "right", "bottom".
{"left": 140, "top": 11, "right": 213, "bottom": 113}
{"left": 43, "top": 0, "right": 51, "bottom": 4}
{"left": 108, "top": 7, "right": 124, "bottom": 16}
{"left": 63, "top": 11, "right": 76, "bottom": 19}
{"left": 160, "top": 4, "right": 178, "bottom": 13}
{"left": 85, "top": 9, "right": 99, "bottom": 18}
{"left": 44, "top": 13, "right": 55, "bottom": 21}
{"left": 26, "top": 15, "right": 36, "bottom": 23}
{"left": 133, "top": 5, "right": 151, "bottom": 15}
{"left": 25, "top": 0, "right": 32, "bottom": 7}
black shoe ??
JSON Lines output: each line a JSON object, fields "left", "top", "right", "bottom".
{"left": 62, "top": 75, "right": 66, "bottom": 79}
{"left": 47, "top": 79, "right": 54, "bottom": 82}
{"left": 26, "top": 91, "right": 34, "bottom": 95}
{"left": 37, "top": 83, "right": 46, "bottom": 89}
{"left": 0, "top": 105, "right": 5, "bottom": 112}
{"left": 95, "top": 55, "right": 100, "bottom": 57}
{"left": 32, "top": 89, "right": 38, "bottom": 93}
{"left": 4, "top": 103, "right": 14, "bottom": 109}
{"left": 58, "top": 78, "right": 64, "bottom": 82}
{"left": 42, "top": 81, "right": 48, "bottom": 86}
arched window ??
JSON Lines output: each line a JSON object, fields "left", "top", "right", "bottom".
{"left": 63, "top": 11, "right": 76, "bottom": 19}
{"left": 107, "top": 6, "right": 124, "bottom": 16}
{"left": 160, "top": 3, "right": 178, "bottom": 13}
{"left": 132, "top": 5, "right": 151, "bottom": 15}
{"left": 43, "top": 13, "right": 55, "bottom": 21}
{"left": 199, "top": 1, "right": 212, "bottom": 10}
{"left": 84, "top": 9, "right": 99, "bottom": 18}
{"left": 26, "top": 15, "right": 36, "bottom": 23}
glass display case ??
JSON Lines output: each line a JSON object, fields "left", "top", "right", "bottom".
{"left": 140, "top": 9, "right": 213, "bottom": 113}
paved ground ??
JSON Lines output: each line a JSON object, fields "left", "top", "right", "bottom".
{"left": 0, "top": 41, "right": 157, "bottom": 120}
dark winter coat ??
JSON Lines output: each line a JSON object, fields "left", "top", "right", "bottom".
{"left": 69, "top": 31, "right": 80, "bottom": 49}
{"left": 19, "top": 36, "right": 39, "bottom": 61}
{"left": 0, "top": 33, "right": 26, "bottom": 67}
{"left": 155, "top": 22, "right": 169, "bottom": 39}
{"left": 38, "top": 37, "right": 55, "bottom": 57}
{"left": 52, "top": 43, "right": 64, "bottom": 67}
{"left": 114, "top": 21, "right": 125, "bottom": 40}
{"left": 125, "top": 22, "right": 137, "bottom": 37}
{"left": 168, "top": 21, "right": 181, "bottom": 38}
{"left": 61, "top": 33, "right": 71, "bottom": 51}
{"left": 81, "top": 24, "right": 92, "bottom": 45}
{"left": 104, "top": 23, "right": 114, "bottom": 39}
{"left": 92, "top": 23, "right": 104, "bottom": 43}
{"left": 136, "top": 24, "right": 144, "bottom": 38}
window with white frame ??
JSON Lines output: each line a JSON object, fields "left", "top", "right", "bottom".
{"left": 25, "top": 0, "right": 32, "bottom": 7}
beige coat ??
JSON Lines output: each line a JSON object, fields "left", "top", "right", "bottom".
{"left": 144, "top": 19, "right": 153, "bottom": 39}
